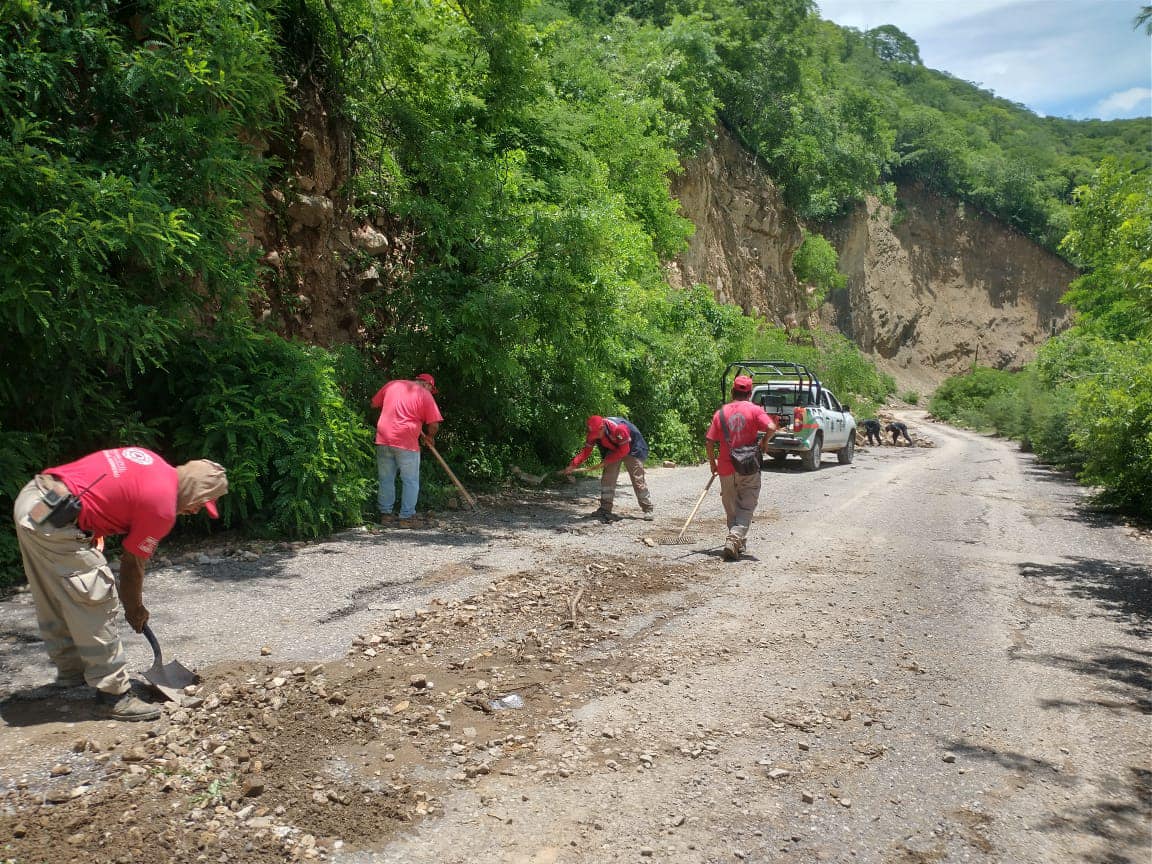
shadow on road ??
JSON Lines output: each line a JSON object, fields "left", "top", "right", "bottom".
{"left": 942, "top": 741, "right": 1151, "bottom": 862}
{"left": 1021, "top": 558, "right": 1152, "bottom": 639}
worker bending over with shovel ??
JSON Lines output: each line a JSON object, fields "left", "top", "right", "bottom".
{"left": 12, "top": 448, "right": 227, "bottom": 721}
{"left": 706, "top": 376, "right": 777, "bottom": 561}
{"left": 564, "top": 416, "right": 654, "bottom": 522}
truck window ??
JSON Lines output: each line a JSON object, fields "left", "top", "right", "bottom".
{"left": 826, "top": 392, "right": 842, "bottom": 411}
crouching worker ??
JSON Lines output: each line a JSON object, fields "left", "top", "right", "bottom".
{"left": 563, "top": 416, "right": 654, "bottom": 521}
{"left": 13, "top": 448, "right": 228, "bottom": 721}
{"left": 706, "top": 376, "right": 778, "bottom": 561}
{"left": 862, "top": 418, "right": 882, "bottom": 446}
{"left": 887, "top": 421, "right": 913, "bottom": 445}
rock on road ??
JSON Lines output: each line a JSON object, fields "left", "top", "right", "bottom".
{"left": 0, "top": 412, "right": 1148, "bottom": 863}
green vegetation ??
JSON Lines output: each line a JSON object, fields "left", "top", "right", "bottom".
{"left": 792, "top": 231, "right": 847, "bottom": 310}
{"left": 1, "top": 0, "right": 1144, "bottom": 583}
{"left": 932, "top": 163, "right": 1152, "bottom": 517}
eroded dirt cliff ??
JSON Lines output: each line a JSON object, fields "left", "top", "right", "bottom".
{"left": 667, "top": 127, "right": 807, "bottom": 323}
{"left": 821, "top": 185, "right": 1077, "bottom": 392}
{"left": 670, "top": 132, "right": 1077, "bottom": 392}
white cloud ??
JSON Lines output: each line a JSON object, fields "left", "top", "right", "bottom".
{"left": 1093, "top": 87, "right": 1152, "bottom": 118}
{"left": 816, "top": 0, "right": 1152, "bottom": 119}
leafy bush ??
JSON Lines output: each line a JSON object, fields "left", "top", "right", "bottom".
{"left": 1067, "top": 340, "right": 1152, "bottom": 515}
{"left": 134, "top": 328, "right": 374, "bottom": 537}
{"left": 792, "top": 231, "right": 847, "bottom": 309}
{"left": 900, "top": 390, "right": 920, "bottom": 405}
{"left": 929, "top": 367, "right": 1018, "bottom": 425}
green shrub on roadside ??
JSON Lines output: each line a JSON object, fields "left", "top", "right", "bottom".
{"left": 1066, "top": 340, "right": 1152, "bottom": 515}
{"left": 900, "top": 390, "right": 920, "bottom": 405}
{"left": 134, "top": 328, "right": 374, "bottom": 537}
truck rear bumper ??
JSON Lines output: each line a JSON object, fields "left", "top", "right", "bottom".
{"left": 764, "top": 434, "right": 811, "bottom": 453}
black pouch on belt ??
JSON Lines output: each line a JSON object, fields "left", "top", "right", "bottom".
{"left": 29, "top": 479, "right": 83, "bottom": 528}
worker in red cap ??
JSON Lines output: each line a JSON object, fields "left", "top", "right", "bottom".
{"left": 706, "top": 375, "right": 777, "bottom": 560}
{"left": 564, "top": 415, "right": 654, "bottom": 521}
{"left": 12, "top": 448, "right": 227, "bottom": 720}
{"left": 371, "top": 373, "right": 443, "bottom": 527}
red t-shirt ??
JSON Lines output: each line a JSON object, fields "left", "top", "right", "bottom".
{"left": 45, "top": 448, "right": 178, "bottom": 558}
{"left": 569, "top": 418, "right": 631, "bottom": 469}
{"left": 706, "top": 401, "right": 777, "bottom": 476}
{"left": 371, "top": 380, "right": 444, "bottom": 450}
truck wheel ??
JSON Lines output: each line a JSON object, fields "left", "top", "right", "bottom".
{"left": 802, "top": 434, "right": 822, "bottom": 471}
{"left": 837, "top": 435, "right": 855, "bottom": 464}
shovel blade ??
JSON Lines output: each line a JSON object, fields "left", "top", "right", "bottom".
{"left": 144, "top": 659, "right": 199, "bottom": 703}
{"left": 141, "top": 624, "right": 199, "bottom": 703}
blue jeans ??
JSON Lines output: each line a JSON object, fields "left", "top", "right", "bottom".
{"left": 377, "top": 445, "right": 421, "bottom": 518}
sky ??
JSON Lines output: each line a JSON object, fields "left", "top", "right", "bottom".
{"left": 815, "top": 0, "right": 1152, "bottom": 120}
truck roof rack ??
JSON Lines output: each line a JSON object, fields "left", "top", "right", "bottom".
{"left": 721, "top": 360, "right": 824, "bottom": 402}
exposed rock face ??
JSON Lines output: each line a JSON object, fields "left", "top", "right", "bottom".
{"left": 820, "top": 184, "right": 1077, "bottom": 391}
{"left": 668, "top": 127, "right": 807, "bottom": 322}
{"left": 248, "top": 85, "right": 413, "bottom": 348}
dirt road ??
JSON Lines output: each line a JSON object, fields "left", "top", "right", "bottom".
{"left": 1, "top": 412, "right": 1148, "bottom": 864}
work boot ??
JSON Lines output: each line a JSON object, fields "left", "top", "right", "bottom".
{"left": 640, "top": 507, "right": 655, "bottom": 522}
{"left": 591, "top": 506, "right": 616, "bottom": 523}
{"left": 721, "top": 538, "right": 740, "bottom": 561}
{"left": 97, "top": 690, "right": 161, "bottom": 722}
{"left": 379, "top": 513, "right": 396, "bottom": 526}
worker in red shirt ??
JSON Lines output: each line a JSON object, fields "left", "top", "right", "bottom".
{"left": 564, "top": 415, "right": 654, "bottom": 521}
{"left": 12, "top": 448, "right": 228, "bottom": 721}
{"left": 706, "top": 376, "right": 778, "bottom": 560}
{"left": 371, "top": 372, "right": 443, "bottom": 527}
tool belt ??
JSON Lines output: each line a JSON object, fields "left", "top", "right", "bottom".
{"left": 30, "top": 474, "right": 83, "bottom": 528}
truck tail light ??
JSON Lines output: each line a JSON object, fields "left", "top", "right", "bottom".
{"left": 793, "top": 406, "right": 804, "bottom": 432}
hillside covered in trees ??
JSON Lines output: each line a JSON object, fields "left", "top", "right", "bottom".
{"left": 1, "top": 0, "right": 1148, "bottom": 582}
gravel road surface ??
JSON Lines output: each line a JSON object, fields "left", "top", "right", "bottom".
{"left": 1, "top": 411, "right": 1148, "bottom": 864}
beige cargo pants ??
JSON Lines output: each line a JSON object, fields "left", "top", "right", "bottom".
{"left": 719, "top": 471, "right": 762, "bottom": 548}
{"left": 13, "top": 479, "right": 130, "bottom": 695}
{"left": 599, "top": 456, "right": 653, "bottom": 513}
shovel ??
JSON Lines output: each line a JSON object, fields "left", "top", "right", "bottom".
{"left": 425, "top": 439, "right": 477, "bottom": 510}
{"left": 142, "top": 624, "right": 199, "bottom": 703}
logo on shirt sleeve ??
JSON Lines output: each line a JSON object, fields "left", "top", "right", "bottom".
{"left": 138, "top": 536, "right": 159, "bottom": 556}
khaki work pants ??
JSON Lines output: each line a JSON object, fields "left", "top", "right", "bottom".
{"left": 599, "top": 456, "right": 653, "bottom": 513}
{"left": 13, "top": 479, "right": 130, "bottom": 695}
{"left": 719, "top": 471, "right": 762, "bottom": 548}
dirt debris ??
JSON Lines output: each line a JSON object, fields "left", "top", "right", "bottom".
{"left": 0, "top": 555, "right": 695, "bottom": 864}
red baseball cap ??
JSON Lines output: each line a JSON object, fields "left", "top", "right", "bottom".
{"left": 732, "top": 375, "right": 754, "bottom": 393}
{"left": 416, "top": 373, "right": 437, "bottom": 394}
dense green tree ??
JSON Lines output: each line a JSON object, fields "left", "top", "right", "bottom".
{"left": 865, "top": 25, "right": 921, "bottom": 65}
{"left": 1059, "top": 160, "right": 1152, "bottom": 340}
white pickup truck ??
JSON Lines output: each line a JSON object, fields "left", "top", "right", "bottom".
{"left": 723, "top": 361, "right": 857, "bottom": 470}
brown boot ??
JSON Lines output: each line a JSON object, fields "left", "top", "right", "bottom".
{"left": 721, "top": 538, "right": 740, "bottom": 561}
{"left": 97, "top": 690, "right": 161, "bottom": 722}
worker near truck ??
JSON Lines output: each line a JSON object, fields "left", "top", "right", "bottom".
{"left": 862, "top": 418, "right": 883, "bottom": 446}
{"left": 371, "top": 373, "right": 443, "bottom": 527}
{"left": 12, "top": 448, "right": 228, "bottom": 721}
{"left": 563, "top": 416, "right": 655, "bottom": 521}
{"left": 886, "top": 421, "right": 913, "bottom": 445}
{"left": 706, "top": 376, "right": 778, "bottom": 561}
